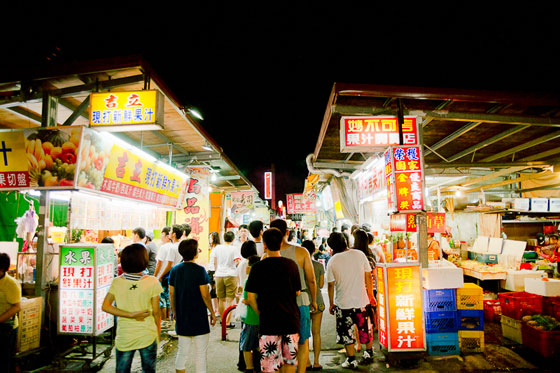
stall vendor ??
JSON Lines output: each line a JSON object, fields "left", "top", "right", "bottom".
{"left": 0, "top": 253, "right": 21, "bottom": 373}
{"left": 427, "top": 233, "right": 441, "bottom": 261}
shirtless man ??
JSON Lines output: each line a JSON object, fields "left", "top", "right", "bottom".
{"left": 270, "top": 219, "right": 317, "bottom": 373}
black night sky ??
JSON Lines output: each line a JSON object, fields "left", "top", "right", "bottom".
{"left": 2, "top": 3, "right": 558, "bottom": 201}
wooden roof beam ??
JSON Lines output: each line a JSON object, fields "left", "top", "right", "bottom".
{"left": 440, "top": 166, "right": 529, "bottom": 192}
{"left": 446, "top": 125, "right": 530, "bottom": 162}
{"left": 426, "top": 111, "right": 560, "bottom": 128}
{"left": 463, "top": 170, "right": 553, "bottom": 194}
{"left": 519, "top": 148, "right": 560, "bottom": 162}
{"left": 481, "top": 130, "right": 560, "bottom": 162}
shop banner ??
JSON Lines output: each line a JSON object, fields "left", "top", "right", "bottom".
{"left": 287, "top": 193, "right": 316, "bottom": 214}
{"left": 358, "top": 166, "right": 386, "bottom": 201}
{"left": 253, "top": 206, "right": 271, "bottom": 224}
{"left": 264, "top": 172, "right": 272, "bottom": 200}
{"left": 89, "top": 90, "right": 164, "bottom": 130}
{"left": 340, "top": 116, "right": 418, "bottom": 153}
{"left": 1, "top": 127, "right": 81, "bottom": 190}
{"left": 380, "top": 263, "right": 426, "bottom": 352}
{"left": 384, "top": 149, "right": 396, "bottom": 210}
{"left": 385, "top": 146, "right": 425, "bottom": 213}
{"left": 77, "top": 128, "right": 188, "bottom": 208}
{"left": 301, "top": 214, "right": 316, "bottom": 230}
{"left": 390, "top": 213, "right": 445, "bottom": 233}
{"left": 58, "top": 244, "right": 114, "bottom": 336}
{"left": 427, "top": 212, "right": 446, "bottom": 233}
{"left": 377, "top": 266, "right": 388, "bottom": 348}
{"left": 176, "top": 167, "right": 210, "bottom": 264}
{"left": 303, "top": 174, "right": 320, "bottom": 200}
{"left": 231, "top": 192, "right": 255, "bottom": 214}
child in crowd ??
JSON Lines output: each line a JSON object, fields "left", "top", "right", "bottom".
{"left": 102, "top": 244, "right": 163, "bottom": 373}
{"left": 240, "top": 255, "right": 262, "bottom": 373}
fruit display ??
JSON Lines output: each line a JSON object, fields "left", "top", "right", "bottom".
{"left": 77, "top": 129, "right": 111, "bottom": 190}
{"left": 24, "top": 127, "right": 81, "bottom": 187}
{"left": 522, "top": 314, "right": 560, "bottom": 331}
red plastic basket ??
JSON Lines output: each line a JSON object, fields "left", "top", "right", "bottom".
{"left": 498, "top": 292, "right": 543, "bottom": 320}
{"left": 521, "top": 323, "right": 560, "bottom": 358}
{"left": 542, "top": 296, "right": 560, "bottom": 319}
{"left": 483, "top": 300, "right": 502, "bottom": 322}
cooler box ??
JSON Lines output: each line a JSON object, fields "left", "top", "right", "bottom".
{"left": 500, "top": 270, "right": 545, "bottom": 292}
{"left": 524, "top": 278, "right": 560, "bottom": 297}
{"left": 422, "top": 261, "right": 464, "bottom": 290}
{"left": 549, "top": 198, "right": 560, "bottom": 212}
{"left": 513, "top": 198, "right": 530, "bottom": 211}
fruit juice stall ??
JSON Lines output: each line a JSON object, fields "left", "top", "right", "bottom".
{"left": 0, "top": 124, "right": 189, "bottom": 364}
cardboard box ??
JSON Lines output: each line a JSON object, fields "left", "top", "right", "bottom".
{"left": 17, "top": 297, "right": 42, "bottom": 353}
{"left": 513, "top": 198, "right": 530, "bottom": 211}
{"left": 549, "top": 198, "right": 560, "bottom": 212}
{"left": 530, "top": 198, "right": 549, "bottom": 212}
{"left": 524, "top": 278, "right": 560, "bottom": 297}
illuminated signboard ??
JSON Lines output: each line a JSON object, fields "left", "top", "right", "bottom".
{"left": 377, "top": 266, "right": 388, "bottom": 349}
{"left": 58, "top": 244, "right": 114, "bottom": 336}
{"left": 89, "top": 90, "right": 164, "bottom": 131}
{"left": 0, "top": 127, "right": 82, "bottom": 190}
{"left": 358, "top": 166, "right": 386, "bottom": 201}
{"left": 286, "top": 193, "right": 316, "bottom": 214}
{"left": 340, "top": 116, "right": 418, "bottom": 153}
{"left": 264, "top": 172, "right": 272, "bottom": 200}
{"left": 390, "top": 213, "right": 445, "bottom": 233}
{"left": 77, "top": 128, "right": 189, "bottom": 209}
{"left": 385, "top": 146, "right": 425, "bottom": 213}
{"left": 379, "top": 263, "right": 426, "bottom": 352}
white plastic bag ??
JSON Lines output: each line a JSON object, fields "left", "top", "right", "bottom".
{"left": 234, "top": 302, "right": 247, "bottom": 322}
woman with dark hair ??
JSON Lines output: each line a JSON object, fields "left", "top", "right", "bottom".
{"left": 102, "top": 244, "right": 163, "bottom": 373}
{"left": 170, "top": 239, "right": 216, "bottom": 372}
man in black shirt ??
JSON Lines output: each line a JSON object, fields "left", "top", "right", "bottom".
{"left": 245, "top": 228, "right": 301, "bottom": 373}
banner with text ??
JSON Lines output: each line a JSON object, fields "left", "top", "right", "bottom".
{"left": 384, "top": 146, "right": 425, "bottom": 213}
{"left": 287, "top": 193, "right": 316, "bottom": 214}
{"left": 176, "top": 167, "right": 210, "bottom": 264}
{"left": 340, "top": 116, "right": 419, "bottom": 153}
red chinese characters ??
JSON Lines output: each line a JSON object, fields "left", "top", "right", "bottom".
{"left": 286, "top": 193, "right": 316, "bottom": 214}
{"left": 125, "top": 93, "right": 143, "bottom": 107}
{"left": 427, "top": 213, "right": 446, "bottom": 234}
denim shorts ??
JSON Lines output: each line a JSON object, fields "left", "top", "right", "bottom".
{"left": 116, "top": 339, "right": 157, "bottom": 373}
{"left": 299, "top": 305, "right": 311, "bottom": 343}
{"left": 240, "top": 323, "right": 260, "bottom": 351}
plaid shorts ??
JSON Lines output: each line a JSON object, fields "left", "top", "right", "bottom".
{"left": 259, "top": 334, "right": 299, "bottom": 372}
{"left": 334, "top": 305, "right": 372, "bottom": 345}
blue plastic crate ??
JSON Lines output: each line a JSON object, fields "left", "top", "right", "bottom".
{"left": 427, "top": 332, "right": 460, "bottom": 356}
{"left": 425, "top": 311, "right": 459, "bottom": 333}
{"left": 424, "top": 289, "right": 457, "bottom": 312}
{"left": 458, "top": 309, "right": 484, "bottom": 331}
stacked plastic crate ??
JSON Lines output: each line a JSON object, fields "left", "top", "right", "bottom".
{"left": 498, "top": 291, "right": 543, "bottom": 344}
{"left": 456, "top": 283, "right": 485, "bottom": 352}
{"left": 424, "top": 288, "right": 460, "bottom": 356}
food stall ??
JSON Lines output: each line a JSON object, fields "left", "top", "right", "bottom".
{"left": 307, "top": 83, "right": 560, "bottom": 361}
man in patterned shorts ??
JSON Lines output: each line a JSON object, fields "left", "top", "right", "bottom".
{"left": 326, "top": 232, "right": 375, "bottom": 370}
{"left": 245, "top": 228, "right": 302, "bottom": 372}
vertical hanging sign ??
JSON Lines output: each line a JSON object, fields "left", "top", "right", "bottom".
{"left": 176, "top": 167, "right": 210, "bottom": 264}
{"left": 385, "top": 146, "right": 425, "bottom": 213}
{"left": 381, "top": 263, "right": 426, "bottom": 352}
{"left": 264, "top": 172, "right": 272, "bottom": 200}
{"left": 384, "top": 148, "right": 396, "bottom": 211}
{"left": 377, "top": 266, "right": 388, "bottom": 349}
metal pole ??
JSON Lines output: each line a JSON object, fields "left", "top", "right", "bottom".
{"left": 34, "top": 191, "right": 50, "bottom": 297}
{"left": 417, "top": 212, "right": 428, "bottom": 268}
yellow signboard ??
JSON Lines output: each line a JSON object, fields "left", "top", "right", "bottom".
{"left": 89, "top": 90, "right": 164, "bottom": 130}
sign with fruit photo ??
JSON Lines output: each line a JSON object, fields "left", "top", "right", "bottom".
{"left": 0, "top": 127, "right": 81, "bottom": 190}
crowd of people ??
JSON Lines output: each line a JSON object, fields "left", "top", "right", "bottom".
{"left": 1, "top": 219, "right": 386, "bottom": 373}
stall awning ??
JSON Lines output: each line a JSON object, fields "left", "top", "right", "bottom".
{"left": 0, "top": 55, "right": 257, "bottom": 194}
{"left": 311, "top": 83, "right": 560, "bottom": 195}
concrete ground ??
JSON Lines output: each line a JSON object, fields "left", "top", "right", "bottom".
{"left": 94, "top": 288, "right": 557, "bottom": 372}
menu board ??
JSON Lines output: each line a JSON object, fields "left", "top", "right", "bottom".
{"left": 58, "top": 244, "right": 114, "bottom": 335}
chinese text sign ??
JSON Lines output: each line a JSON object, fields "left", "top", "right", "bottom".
{"left": 340, "top": 116, "right": 418, "bottom": 153}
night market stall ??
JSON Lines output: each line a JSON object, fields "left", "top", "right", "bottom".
{"left": 306, "top": 83, "right": 560, "bottom": 365}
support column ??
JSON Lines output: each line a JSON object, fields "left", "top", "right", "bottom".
{"left": 34, "top": 191, "right": 50, "bottom": 297}
{"left": 41, "top": 92, "right": 58, "bottom": 127}
{"left": 417, "top": 212, "right": 428, "bottom": 268}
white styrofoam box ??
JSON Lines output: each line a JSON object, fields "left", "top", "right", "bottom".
{"left": 472, "top": 236, "right": 489, "bottom": 253}
{"left": 513, "top": 198, "right": 530, "bottom": 211}
{"left": 549, "top": 198, "right": 560, "bottom": 212}
{"left": 524, "top": 277, "right": 560, "bottom": 296}
{"left": 530, "top": 198, "right": 549, "bottom": 212}
{"left": 487, "top": 237, "right": 503, "bottom": 255}
{"left": 500, "top": 270, "right": 545, "bottom": 292}
{"left": 422, "top": 260, "right": 464, "bottom": 289}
